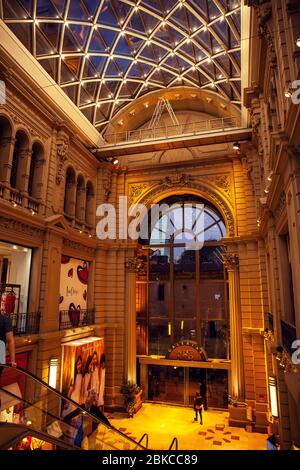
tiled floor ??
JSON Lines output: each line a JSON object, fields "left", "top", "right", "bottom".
{"left": 108, "top": 403, "right": 267, "bottom": 451}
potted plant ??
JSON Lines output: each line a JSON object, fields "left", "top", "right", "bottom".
{"left": 120, "top": 382, "right": 142, "bottom": 418}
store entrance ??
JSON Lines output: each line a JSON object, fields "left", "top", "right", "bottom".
{"left": 147, "top": 364, "right": 228, "bottom": 409}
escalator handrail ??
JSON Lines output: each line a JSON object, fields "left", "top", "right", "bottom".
{"left": 169, "top": 437, "right": 178, "bottom": 450}
{"left": 0, "top": 364, "right": 146, "bottom": 450}
{"left": 0, "top": 422, "right": 82, "bottom": 451}
{"left": 138, "top": 433, "right": 149, "bottom": 448}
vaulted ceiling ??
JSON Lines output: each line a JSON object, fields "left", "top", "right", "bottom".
{"left": 1, "top": 0, "right": 241, "bottom": 134}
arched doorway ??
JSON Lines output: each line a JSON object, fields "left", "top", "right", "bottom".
{"left": 137, "top": 195, "right": 230, "bottom": 408}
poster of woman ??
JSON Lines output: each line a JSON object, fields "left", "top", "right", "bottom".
{"left": 61, "top": 337, "right": 105, "bottom": 419}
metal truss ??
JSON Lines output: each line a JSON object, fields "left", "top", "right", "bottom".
{"left": 1, "top": 0, "right": 241, "bottom": 135}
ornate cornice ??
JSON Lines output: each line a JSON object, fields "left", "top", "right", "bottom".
{"left": 0, "top": 216, "right": 44, "bottom": 239}
{"left": 63, "top": 238, "right": 95, "bottom": 256}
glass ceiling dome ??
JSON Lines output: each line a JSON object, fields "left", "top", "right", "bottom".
{"left": 1, "top": 0, "right": 241, "bottom": 134}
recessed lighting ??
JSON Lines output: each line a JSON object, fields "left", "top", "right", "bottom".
{"left": 186, "top": 37, "right": 191, "bottom": 43}
{"left": 97, "top": 103, "right": 101, "bottom": 108}
{"left": 264, "top": 188, "right": 269, "bottom": 194}
{"left": 79, "top": 230, "right": 83, "bottom": 234}
{"left": 112, "top": 158, "right": 119, "bottom": 165}
{"left": 89, "top": 234, "right": 92, "bottom": 238}
{"left": 13, "top": 245, "right": 17, "bottom": 250}
{"left": 203, "top": 26, "right": 207, "bottom": 31}
{"left": 296, "top": 37, "right": 300, "bottom": 48}
{"left": 31, "top": 209, "right": 36, "bottom": 215}
{"left": 146, "top": 40, "right": 151, "bottom": 45}
{"left": 233, "top": 142, "right": 240, "bottom": 151}
{"left": 207, "top": 57, "right": 212, "bottom": 63}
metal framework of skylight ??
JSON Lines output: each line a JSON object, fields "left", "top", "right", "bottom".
{"left": 0, "top": 0, "right": 241, "bottom": 134}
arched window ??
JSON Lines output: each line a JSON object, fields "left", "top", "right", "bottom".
{"left": 28, "top": 142, "right": 44, "bottom": 199}
{"left": 85, "top": 181, "right": 94, "bottom": 226}
{"left": 10, "top": 130, "right": 29, "bottom": 190}
{"left": 64, "top": 167, "right": 76, "bottom": 217}
{"left": 75, "top": 174, "right": 86, "bottom": 221}
{"left": 0, "top": 116, "right": 13, "bottom": 184}
{"left": 137, "top": 195, "right": 229, "bottom": 360}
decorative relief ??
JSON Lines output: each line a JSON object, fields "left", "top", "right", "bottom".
{"left": 63, "top": 238, "right": 95, "bottom": 256}
{"left": 158, "top": 173, "right": 193, "bottom": 187}
{"left": 103, "top": 170, "right": 113, "bottom": 202}
{"left": 274, "top": 191, "right": 286, "bottom": 221}
{"left": 222, "top": 253, "right": 239, "bottom": 270}
{"left": 0, "top": 216, "right": 44, "bottom": 239}
{"left": 56, "top": 138, "right": 69, "bottom": 185}
{"left": 128, "top": 183, "right": 149, "bottom": 205}
{"left": 211, "top": 175, "right": 231, "bottom": 197}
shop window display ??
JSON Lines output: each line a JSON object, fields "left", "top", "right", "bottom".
{"left": 0, "top": 242, "right": 32, "bottom": 315}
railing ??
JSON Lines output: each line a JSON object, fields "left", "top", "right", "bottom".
{"left": 8, "top": 311, "right": 41, "bottom": 336}
{"left": 0, "top": 184, "right": 42, "bottom": 214}
{"left": 138, "top": 433, "right": 149, "bottom": 449}
{"left": 10, "top": 188, "right": 23, "bottom": 206}
{"left": 59, "top": 308, "right": 95, "bottom": 330}
{"left": 281, "top": 319, "right": 297, "bottom": 357}
{"left": 105, "top": 116, "right": 241, "bottom": 146}
{"left": 169, "top": 437, "right": 178, "bottom": 450}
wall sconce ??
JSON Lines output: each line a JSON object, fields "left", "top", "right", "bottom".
{"left": 168, "top": 322, "right": 172, "bottom": 336}
{"left": 49, "top": 358, "right": 58, "bottom": 389}
{"left": 268, "top": 376, "right": 279, "bottom": 418}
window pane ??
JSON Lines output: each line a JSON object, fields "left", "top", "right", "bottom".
{"left": 148, "top": 366, "right": 184, "bottom": 404}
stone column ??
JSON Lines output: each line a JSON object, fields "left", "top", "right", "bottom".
{"left": 124, "top": 256, "right": 139, "bottom": 384}
{"left": 223, "top": 252, "right": 245, "bottom": 400}
{"left": 76, "top": 186, "right": 86, "bottom": 222}
{"left": 17, "top": 149, "right": 33, "bottom": 202}
{"left": 0, "top": 136, "right": 15, "bottom": 195}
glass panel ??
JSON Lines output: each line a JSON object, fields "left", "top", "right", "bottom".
{"left": 0, "top": 365, "right": 144, "bottom": 450}
{"left": 148, "top": 366, "right": 184, "bottom": 404}
{"left": 174, "top": 319, "right": 196, "bottom": 342}
{"left": 148, "top": 318, "right": 169, "bottom": 356}
{"left": 188, "top": 368, "right": 207, "bottom": 408}
{"left": 206, "top": 369, "right": 229, "bottom": 409}
{"left": 149, "top": 248, "right": 170, "bottom": 281}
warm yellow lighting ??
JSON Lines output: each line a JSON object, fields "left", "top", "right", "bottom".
{"left": 269, "top": 376, "right": 279, "bottom": 417}
{"left": 296, "top": 37, "right": 300, "bottom": 48}
{"left": 285, "top": 89, "right": 292, "bottom": 98}
{"left": 207, "top": 57, "right": 212, "bottom": 63}
{"left": 49, "top": 358, "right": 58, "bottom": 389}
{"left": 264, "top": 188, "right": 269, "bottom": 194}
{"left": 180, "top": 320, "right": 184, "bottom": 331}
{"left": 168, "top": 322, "right": 172, "bottom": 336}
{"left": 233, "top": 142, "right": 240, "bottom": 151}
{"left": 112, "top": 158, "right": 119, "bottom": 165}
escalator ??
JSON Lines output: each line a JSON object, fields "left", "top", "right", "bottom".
{"left": 0, "top": 364, "right": 145, "bottom": 451}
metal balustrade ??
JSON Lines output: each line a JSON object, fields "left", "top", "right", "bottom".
{"left": 59, "top": 308, "right": 95, "bottom": 330}
{"left": 8, "top": 311, "right": 41, "bottom": 336}
{"left": 105, "top": 116, "right": 241, "bottom": 146}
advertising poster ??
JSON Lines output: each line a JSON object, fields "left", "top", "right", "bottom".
{"left": 61, "top": 337, "right": 105, "bottom": 416}
{"left": 59, "top": 256, "right": 89, "bottom": 327}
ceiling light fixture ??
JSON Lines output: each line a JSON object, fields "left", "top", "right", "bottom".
{"left": 284, "top": 88, "right": 292, "bottom": 98}
{"left": 233, "top": 142, "right": 240, "bottom": 151}
{"left": 296, "top": 37, "right": 300, "bottom": 48}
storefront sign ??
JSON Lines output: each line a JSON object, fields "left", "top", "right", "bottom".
{"left": 166, "top": 340, "right": 208, "bottom": 361}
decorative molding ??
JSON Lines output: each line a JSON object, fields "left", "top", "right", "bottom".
{"left": 128, "top": 183, "right": 149, "bottom": 205}
{"left": 211, "top": 175, "right": 231, "bottom": 197}
{"left": 137, "top": 180, "right": 235, "bottom": 237}
{"left": 63, "top": 238, "right": 95, "bottom": 256}
{"left": 158, "top": 173, "right": 193, "bottom": 187}
{"left": 222, "top": 253, "right": 239, "bottom": 270}
{"left": 0, "top": 216, "right": 44, "bottom": 239}
{"left": 56, "top": 137, "right": 69, "bottom": 185}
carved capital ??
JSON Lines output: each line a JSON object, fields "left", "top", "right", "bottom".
{"left": 125, "top": 257, "right": 144, "bottom": 273}
{"left": 222, "top": 253, "right": 239, "bottom": 270}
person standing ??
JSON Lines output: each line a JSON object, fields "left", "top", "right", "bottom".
{"left": 193, "top": 391, "right": 204, "bottom": 425}
{"left": 0, "top": 313, "right": 16, "bottom": 367}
